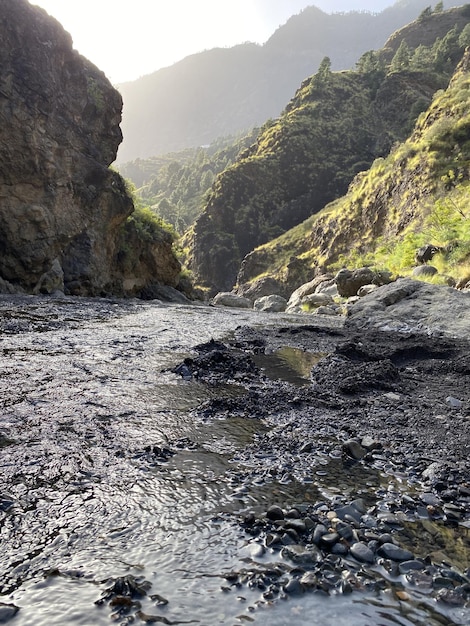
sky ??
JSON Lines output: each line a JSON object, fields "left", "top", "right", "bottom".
{"left": 31, "top": 0, "right": 394, "bottom": 84}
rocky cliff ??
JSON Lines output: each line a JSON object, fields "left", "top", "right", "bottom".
{"left": 0, "top": 0, "right": 181, "bottom": 297}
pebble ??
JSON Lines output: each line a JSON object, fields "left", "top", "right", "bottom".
{"left": 446, "top": 396, "right": 463, "bottom": 409}
{"left": 398, "top": 560, "right": 425, "bottom": 574}
{"left": 343, "top": 439, "right": 366, "bottom": 460}
{"left": 281, "top": 544, "right": 323, "bottom": 565}
{"left": 377, "top": 543, "right": 414, "bottom": 562}
{"left": 350, "top": 542, "right": 375, "bottom": 564}
{"left": 266, "top": 505, "right": 284, "bottom": 521}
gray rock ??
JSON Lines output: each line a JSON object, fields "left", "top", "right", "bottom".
{"left": 237, "top": 276, "right": 286, "bottom": 300}
{"left": 346, "top": 278, "right": 470, "bottom": 338}
{"left": 266, "top": 505, "right": 284, "bottom": 521}
{"left": 283, "top": 578, "right": 303, "bottom": 595}
{"left": 211, "top": 292, "right": 252, "bottom": 309}
{"left": 357, "top": 284, "right": 378, "bottom": 297}
{"left": 301, "top": 293, "right": 334, "bottom": 308}
{"left": 446, "top": 396, "right": 463, "bottom": 409}
{"left": 281, "top": 544, "right": 323, "bottom": 565}
{"left": 377, "top": 542, "right": 414, "bottom": 561}
{"left": 350, "top": 542, "right": 375, "bottom": 564}
{"left": 412, "top": 265, "right": 438, "bottom": 277}
{"left": 253, "top": 294, "right": 287, "bottom": 312}
{"left": 415, "top": 244, "right": 442, "bottom": 264}
{"left": 335, "top": 267, "right": 394, "bottom": 298}
{"left": 287, "top": 275, "right": 334, "bottom": 308}
{"left": 343, "top": 439, "right": 366, "bottom": 460}
{"left": 33, "top": 258, "right": 64, "bottom": 295}
{"left": 0, "top": 603, "right": 19, "bottom": 622}
{"left": 300, "top": 572, "right": 318, "bottom": 588}
{"left": 314, "top": 304, "right": 341, "bottom": 316}
{"left": 398, "top": 560, "right": 425, "bottom": 574}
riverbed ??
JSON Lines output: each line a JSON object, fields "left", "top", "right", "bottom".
{"left": 0, "top": 295, "right": 468, "bottom": 626}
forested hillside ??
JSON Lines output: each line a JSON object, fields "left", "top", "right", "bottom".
{"left": 239, "top": 42, "right": 470, "bottom": 294}
{"left": 117, "top": 0, "right": 462, "bottom": 162}
{"left": 118, "top": 131, "right": 259, "bottom": 234}
{"left": 183, "top": 6, "right": 470, "bottom": 294}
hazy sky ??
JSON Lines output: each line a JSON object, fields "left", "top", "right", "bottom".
{"left": 31, "top": 0, "right": 394, "bottom": 84}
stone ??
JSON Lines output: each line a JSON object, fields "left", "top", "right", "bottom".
{"left": 346, "top": 278, "right": 470, "bottom": 339}
{"left": 236, "top": 276, "right": 287, "bottom": 300}
{"left": 350, "top": 542, "right": 375, "bottom": 564}
{"left": 301, "top": 293, "right": 334, "bottom": 308}
{"left": 253, "top": 295, "right": 288, "bottom": 312}
{"left": 283, "top": 578, "right": 303, "bottom": 595}
{"left": 357, "top": 284, "right": 378, "bottom": 297}
{"left": 315, "top": 305, "right": 341, "bottom": 316}
{"left": 446, "top": 396, "right": 463, "bottom": 409}
{"left": 211, "top": 292, "right": 252, "bottom": 309}
{"left": 343, "top": 439, "right": 366, "bottom": 460}
{"left": 412, "top": 265, "right": 438, "bottom": 278}
{"left": 0, "top": 603, "right": 19, "bottom": 622}
{"left": 33, "top": 258, "right": 64, "bottom": 294}
{"left": 377, "top": 543, "right": 414, "bottom": 562}
{"left": 287, "top": 275, "right": 334, "bottom": 308}
{"left": 398, "top": 560, "right": 425, "bottom": 574}
{"left": 335, "top": 267, "right": 394, "bottom": 298}
{"left": 415, "top": 244, "right": 442, "bottom": 264}
{"left": 266, "top": 505, "right": 284, "bottom": 521}
{"left": 281, "top": 544, "right": 323, "bottom": 566}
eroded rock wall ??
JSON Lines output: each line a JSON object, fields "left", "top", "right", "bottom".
{"left": 0, "top": 0, "right": 180, "bottom": 297}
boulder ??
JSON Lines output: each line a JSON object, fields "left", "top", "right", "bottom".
{"left": 253, "top": 295, "right": 287, "bottom": 312}
{"left": 412, "top": 265, "right": 438, "bottom": 278}
{"left": 335, "top": 267, "right": 394, "bottom": 298}
{"left": 415, "top": 244, "right": 442, "bottom": 264}
{"left": 237, "top": 276, "right": 286, "bottom": 301}
{"left": 211, "top": 292, "right": 252, "bottom": 309}
{"left": 33, "top": 258, "right": 64, "bottom": 295}
{"left": 346, "top": 277, "right": 470, "bottom": 338}
{"left": 288, "top": 275, "right": 334, "bottom": 308}
{"left": 301, "top": 293, "right": 335, "bottom": 308}
{"left": 357, "top": 284, "right": 378, "bottom": 297}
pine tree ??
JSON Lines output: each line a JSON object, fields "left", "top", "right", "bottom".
{"left": 389, "top": 41, "right": 411, "bottom": 73}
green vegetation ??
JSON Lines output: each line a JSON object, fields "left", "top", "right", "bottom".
{"left": 118, "top": 130, "right": 259, "bottom": 234}
{"left": 186, "top": 7, "right": 470, "bottom": 292}
{"left": 234, "top": 43, "right": 470, "bottom": 292}
{"left": 123, "top": 179, "right": 176, "bottom": 240}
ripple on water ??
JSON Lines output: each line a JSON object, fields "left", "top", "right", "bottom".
{"left": 1, "top": 299, "right": 469, "bottom": 626}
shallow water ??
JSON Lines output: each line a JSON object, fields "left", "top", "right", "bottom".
{"left": 0, "top": 296, "right": 468, "bottom": 626}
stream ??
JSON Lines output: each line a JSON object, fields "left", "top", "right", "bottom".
{"left": 0, "top": 295, "right": 468, "bottom": 626}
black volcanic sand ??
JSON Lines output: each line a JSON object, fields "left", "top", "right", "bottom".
{"left": 173, "top": 322, "right": 470, "bottom": 617}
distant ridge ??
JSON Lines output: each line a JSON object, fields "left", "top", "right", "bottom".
{"left": 117, "top": 0, "right": 462, "bottom": 162}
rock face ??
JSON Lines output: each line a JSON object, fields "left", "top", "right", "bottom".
{"left": 0, "top": 0, "right": 181, "bottom": 297}
{"left": 346, "top": 278, "right": 470, "bottom": 338}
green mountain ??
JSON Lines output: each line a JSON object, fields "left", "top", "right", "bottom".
{"left": 184, "top": 6, "right": 470, "bottom": 294}
{"left": 117, "top": 0, "right": 462, "bottom": 163}
{"left": 239, "top": 41, "right": 470, "bottom": 292}
{"left": 118, "top": 131, "right": 260, "bottom": 234}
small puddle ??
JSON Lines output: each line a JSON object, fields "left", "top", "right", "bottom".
{"left": 254, "top": 346, "right": 327, "bottom": 385}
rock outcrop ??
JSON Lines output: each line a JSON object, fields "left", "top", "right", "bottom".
{"left": 0, "top": 0, "right": 181, "bottom": 297}
{"left": 346, "top": 278, "right": 470, "bottom": 338}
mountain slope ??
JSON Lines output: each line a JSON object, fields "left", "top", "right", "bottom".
{"left": 184, "top": 6, "right": 470, "bottom": 294}
{"left": 238, "top": 46, "right": 470, "bottom": 291}
{"left": 117, "top": 0, "right": 462, "bottom": 163}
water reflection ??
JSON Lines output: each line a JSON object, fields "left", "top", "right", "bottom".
{"left": 254, "top": 346, "right": 327, "bottom": 385}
